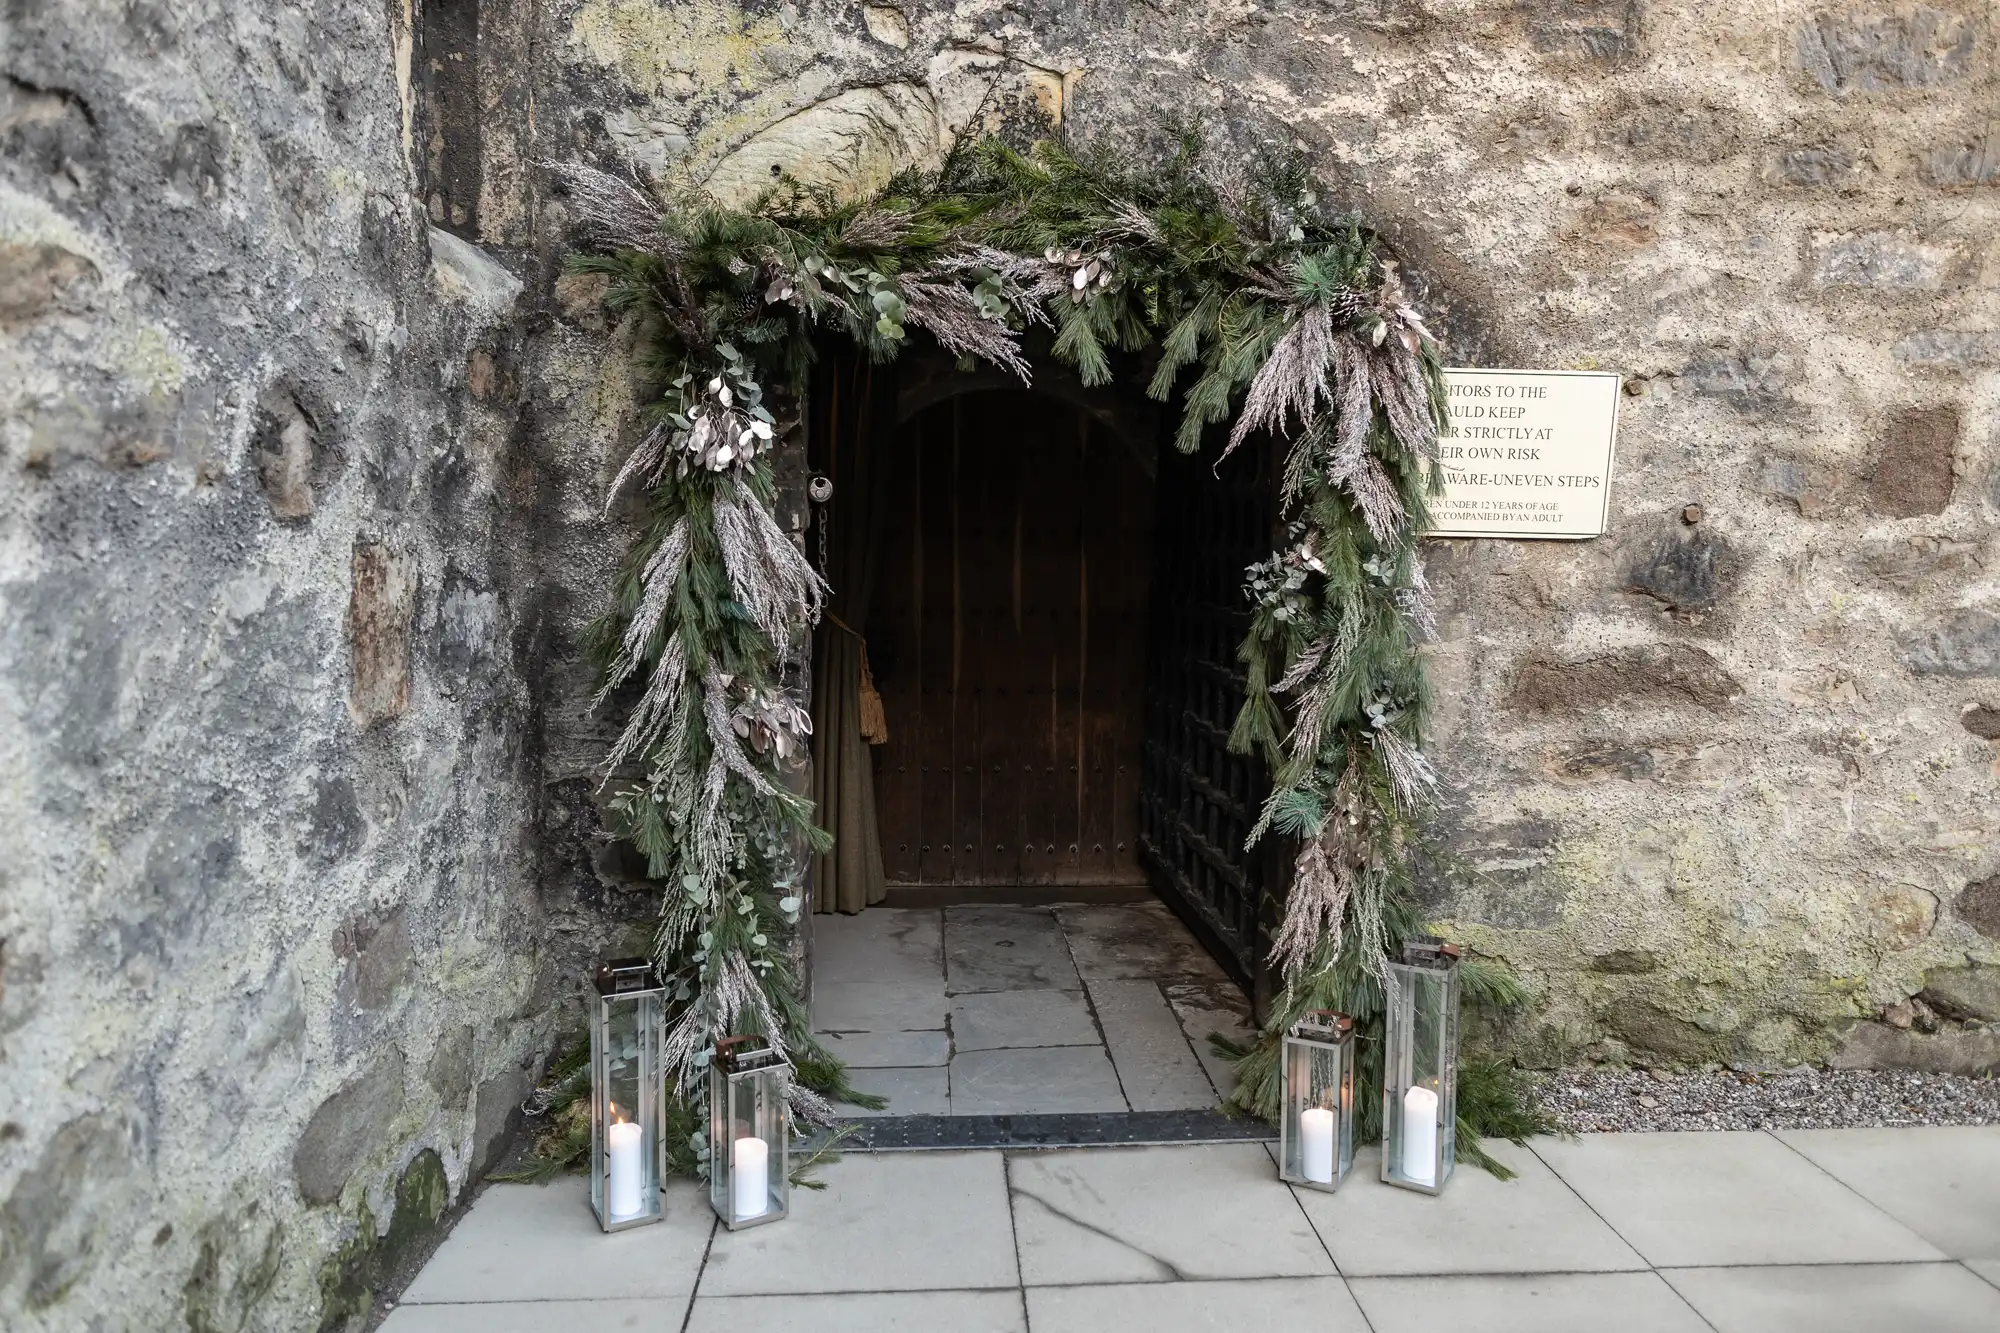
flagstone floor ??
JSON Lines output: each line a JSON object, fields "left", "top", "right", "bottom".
{"left": 383, "top": 1127, "right": 2000, "bottom": 1332}
{"left": 808, "top": 903, "right": 1255, "bottom": 1116}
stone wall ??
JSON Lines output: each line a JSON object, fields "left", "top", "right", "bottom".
{"left": 5, "top": 0, "right": 1998, "bottom": 1327}
{"left": 1, "top": 1, "right": 553, "bottom": 1328}
{"left": 520, "top": 0, "right": 2000, "bottom": 1073}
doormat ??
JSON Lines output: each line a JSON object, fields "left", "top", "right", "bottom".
{"left": 829, "top": 1110, "right": 1277, "bottom": 1152}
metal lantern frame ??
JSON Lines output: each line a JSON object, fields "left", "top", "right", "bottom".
{"left": 589, "top": 958, "right": 666, "bottom": 1232}
{"left": 1380, "top": 937, "right": 1462, "bottom": 1196}
{"left": 708, "top": 1035, "right": 792, "bottom": 1230}
{"left": 1277, "top": 1010, "right": 1357, "bottom": 1193}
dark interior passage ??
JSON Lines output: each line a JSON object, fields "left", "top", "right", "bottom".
{"left": 868, "top": 391, "right": 1155, "bottom": 888}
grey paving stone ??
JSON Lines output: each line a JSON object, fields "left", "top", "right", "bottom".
{"left": 1027, "top": 1277, "right": 1367, "bottom": 1333}
{"left": 1163, "top": 980, "right": 1254, "bottom": 1099}
{"left": 815, "top": 1028, "right": 950, "bottom": 1068}
{"left": 1350, "top": 1272, "right": 1711, "bottom": 1333}
{"left": 381, "top": 1300, "right": 680, "bottom": 1332}
{"left": 1532, "top": 1130, "right": 1944, "bottom": 1268}
{"left": 811, "top": 979, "right": 948, "bottom": 1033}
{"left": 842, "top": 1064, "right": 950, "bottom": 1117}
{"left": 686, "top": 1290, "right": 1024, "bottom": 1333}
{"left": 1057, "top": 901, "right": 1231, "bottom": 984}
{"left": 400, "top": 1180, "right": 713, "bottom": 1304}
{"left": 950, "top": 1047, "right": 1126, "bottom": 1115}
{"left": 1664, "top": 1262, "right": 2000, "bottom": 1333}
{"left": 1294, "top": 1141, "right": 1647, "bottom": 1276}
{"left": 950, "top": 989, "right": 1099, "bottom": 1050}
{"left": 699, "top": 1151, "right": 1017, "bottom": 1295}
{"left": 812, "top": 908, "right": 943, "bottom": 986}
{"left": 1087, "top": 979, "right": 1217, "bottom": 1111}
{"left": 1774, "top": 1126, "right": 2000, "bottom": 1260}
{"left": 1969, "top": 1258, "right": 2000, "bottom": 1291}
{"left": 945, "top": 905, "right": 1079, "bottom": 993}
{"left": 1008, "top": 1143, "right": 1336, "bottom": 1285}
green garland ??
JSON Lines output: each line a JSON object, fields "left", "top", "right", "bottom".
{"left": 554, "top": 131, "right": 1542, "bottom": 1160}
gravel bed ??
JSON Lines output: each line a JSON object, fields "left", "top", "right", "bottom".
{"left": 1532, "top": 1066, "right": 2000, "bottom": 1132}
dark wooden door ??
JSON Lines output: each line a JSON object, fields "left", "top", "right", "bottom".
{"left": 1137, "top": 436, "right": 1284, "bottom": 1000}
{"left": 871, "top": 392, "right": 1154, "bottom": 886}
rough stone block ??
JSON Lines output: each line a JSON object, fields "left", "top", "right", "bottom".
{"left": 704, "top": 84, "right": 943, "bottom": 207}
{"left": 1623, "top": 519, "right": 1742, "bottom": 613}
{"left": 471, "top": 1065, "right": 533, "bottom": 1177}
{"left": 333, "top": 906, "right": 412, "bottom": 1012}
{"left": 1922, "top": 141, "right": 2000, "bottom": 187}
{"left": 1867, "top": 883, "right": 1938, "bottom": 950}
{"left": 1830, "top": 1021, "right": 2000, "bottom": 1075}
{"left": 0, "top": 1114, "right": 129, "bottom": 1309}
{"left": 1867, "top": 406, "right": 1959, "bottom": 517}
{"left": 1765, "top": 144, "right": 1867, "bottom": 187}
{"left": 1918, "top": 964, "right": 2000, "bottom": 1021}
{"left": 1903, "top": 608, "right": 2000, "bottom": 677}
{"left": 862, "top": 4, "right": 909, "bottom": 48}
{"left": 1961, "top": 706, "right": 2000, "bottom": 740}
{"left": 1957, "top": 873, "right": 2000, "bottom": 938}
{"left": 0, "top": 239, "right": 96, "bottom": 326}
{"left": 251, "top": 386, "right": 319, "bottom": 521}
{"left": 1760, "top": 456, "right": 1841, "bottom": 516}
{"left": 348, "top": 541, "right": 415, "bottom": 727}
{"left": 1509, "top": 644, "right": 1742, "bottom": 713}
{"left": 1797, "top": 6, "right": 1976, "bottom": 96}
{"left": 1576, "top": 187, "right": 1659, "bottom": 247}
{"left": 426, "top": 1024, "right": 477, "bottom": 1111}
{"left": 429, "top": 228, "right": 523, "bottom": 323}
{"left": 1684, "top": 353, "right": 1787, "bottom": 411}
{"left": 1894, "top": 328, "right": 2000, "bottom": 367}
{"left": 1600, "top": 97, "right": 1739, "bottom": 163}
{"left": 1810, "top": 230, "right": 1955, "bottom": 291}
{"left": 293, "top": 1049, "right": 407, "bottom": 1206}
{"left": 1527, "top": 0, "right": 1643, "bottom": 64}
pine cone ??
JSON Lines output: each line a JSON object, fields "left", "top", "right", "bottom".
{"left": 1328, "top": 287, "right": 1364, "bottom": 327}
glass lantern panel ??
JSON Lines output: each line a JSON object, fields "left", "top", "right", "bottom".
{"left": 593, "top": 991, "right": 661, "bottom": 1227}
{"left": 1281, "top": 1038, "right": 1347, "bottom": 1186}
{"left": 1383, "top": 965, "right": 1454, "bottom": 1191}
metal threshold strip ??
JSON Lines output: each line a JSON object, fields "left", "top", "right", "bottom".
{"left": 828, "top": 1109, "right": 1277, "bottom": 1152}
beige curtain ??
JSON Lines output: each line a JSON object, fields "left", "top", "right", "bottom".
{"left": 810, "top": 362, "right": 891, "bottom": 913}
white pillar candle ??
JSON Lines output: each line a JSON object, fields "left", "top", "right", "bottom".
{"left": 1401, "top": 1085, "right": 1439, "bottom": 1186}
{"left": 1300, "top": 1107, "right": 1336, "bottom": 1184}
{"left": 732, "top": 1135, "right": 770, "bottom": 1220}
{"left": 607, "top": 1119, "right": 644, "bottom": 1219}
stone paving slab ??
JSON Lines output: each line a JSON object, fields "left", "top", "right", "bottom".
{"left": 1008, "top": 1143, "right": 1336, "bottom": 1285}
{"left": 843, "top": 1064, "right": 951, "bottom": 1116}
{"left": 1056, "top": 902, "right": 1231, "bottom": 984}
{"left": 685, "top": 1289, "right": 1025, "bottom": 1332}
{"left": 951, "top": 988, "right": 1100, "bottom": 1050}
{"left": 394, "top": 1129, "right": 2000, "bottom": 1328}
{"left": 1531, "top": 1129, "right": 1945, "bottom": 1268}
{"left": 1025, "top": 1276, "right": 1367, "bottom": 1333}
{"left": 945, "top": 906, "right": 1081, "bottom": 993}
{"left": 951, "top": 1046, "right": 1127, "bottom": 1115}
{"left": 1292, "top": 1141, "right": 1647, "bottom": 1276}
{"left": 811, "top": 908, "right": 944, "bottom": 986}
{"left": 698, "top": 1150, "right": 1018, "bottom": 1296}
{"left": 381, "top": 1299, "right": 682, "bottom": 1332}
{"left": 1662, "top": 1261, "right": 2000, "bottom": 1333}
{"left": 1773, "top": 1125, "right": 2000, "bottom": 1260}
{"left": 815, "top": 1027, "right": 950, "bottom": 1068}
{"left": 400, "top": 1180, "right": 712, "bottom": 1304}
{"left": 811, "top": 979, "right": 948, "bottom": 1033}
{"left": 1087, "top": 978, "right": 1219, "bottom": 1110}
{"left": 1348, "top": 1272, "right": 1710, "bottom": 1333}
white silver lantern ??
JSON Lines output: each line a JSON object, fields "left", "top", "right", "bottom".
{"left": 708, "top": 1035, "right": 791, "bottom": 1229}
{"left": 1278, "top": 1010, "right": 1356, "bottom": 1192}
{"left": 1380, "top": 937, "right": 1461, "bottom": 1195}
{"left": 590, "top": 958, "right": 666, "bottom": 1231}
